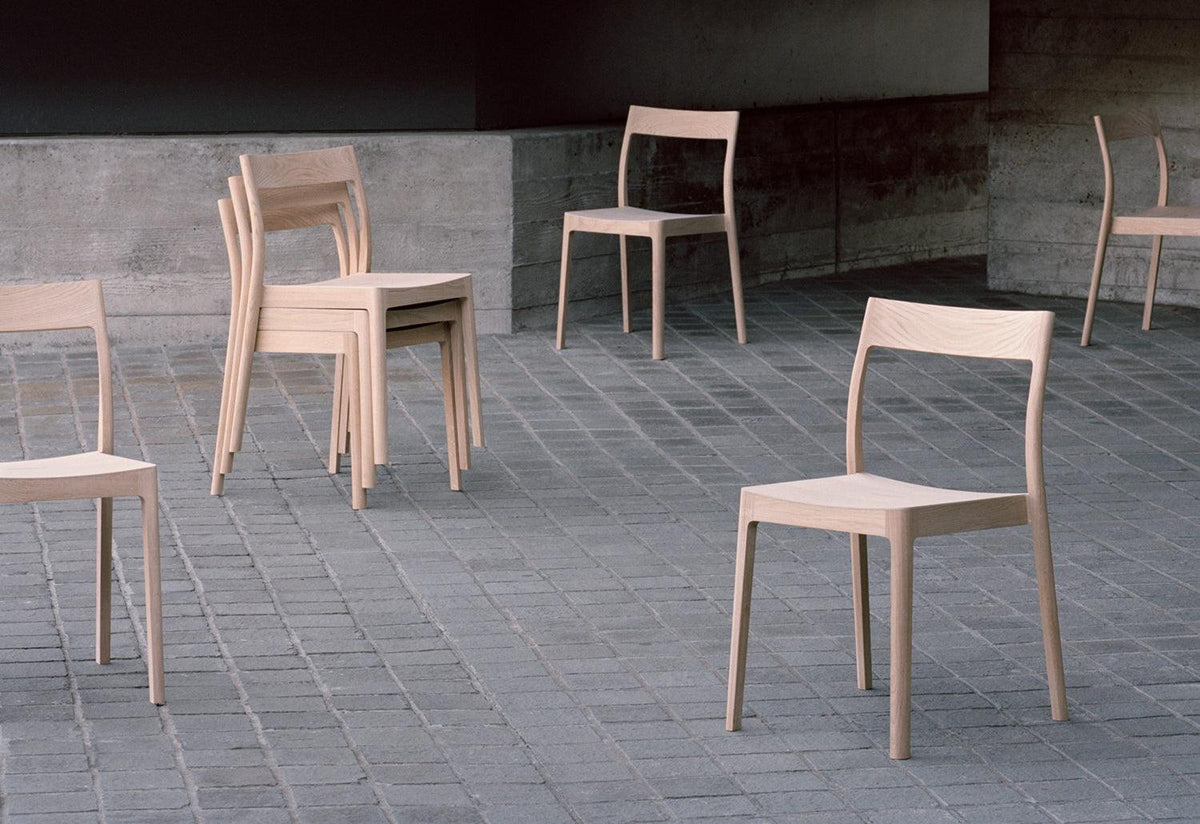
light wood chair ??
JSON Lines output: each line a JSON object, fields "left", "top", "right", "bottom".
{"left": 212, "top": 146, "right": 481, "bottom": 496}
{"left": 0, "top": 281, "right": 164, "bottom": 704}
{"left": 211, "top": 179, "right": 463, "bottom": 506}
{"left": 725, "top": 297, "right": 1067, "bottom": 759}
{"left": 556, "top": 105, "right": 745, "bottom": 360}
{"left": 1082, "top": 109, "right": 1200, "bottom": 346}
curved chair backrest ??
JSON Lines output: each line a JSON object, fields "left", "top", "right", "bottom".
{"left": 0, "top": 281, "right": 113, "bottom": 453}
{"left": 239, "top": 146, "right": 370, "bottom": 277}
{"left": 618, "top": 105, "right": 740, "bottom": 218}
{"left": 1094, "top": 109, "right": 1169, "bottom": 219}
{"left": 845, "top": 297, "right": 1055, "bottom": 497}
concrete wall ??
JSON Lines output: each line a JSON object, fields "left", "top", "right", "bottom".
{"left": 511, "top": 96, "right": 988, "bottom": 329}
{"left": 988, "top": 0, "right": 1200, "bottom": 309}
{"left": 2, "top": 97, "right": 986, "bottom": 343}
{"left": 477, "top": 0, "right": 988, "bottom": 128}
{"left": 1, "top": 135, "right": 513, "bottom": 341}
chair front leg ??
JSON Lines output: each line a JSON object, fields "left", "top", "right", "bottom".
{"left": 850, "top": 532, "right": 872, "bottom": 690}
{"left": 888, "top": 530, "right": 915, "bottom": 759}
{"left": 725, "top": 510, "right": 758, "bottom": 731}
{"left": 556, "top": 228, "right": 573, "bottom": 350}
{"left": 140, "top": 479, "right": 164, "bottom": 705}
{"left": 651, "top": 229, "right": 667, "bottom": 360}
{"left": 439, "top": 324, "right": 462, "bottom": 492}
{"left": 1143, "top": 234, "right": 1164, "bottom": 331}
{"left": 328, "top": 353, "right": 347, "bottom": 474}
{"left": 448, "top": 311, "right": 470, "bottom": 470}
{"left": 96, "top": 496, "right": 113, "bottom": 664}
{"left": 459, "top": 291, "right": 485, "bottom": 449}
{"left": 620, "top": 234, "right": 632, "bottom": 333}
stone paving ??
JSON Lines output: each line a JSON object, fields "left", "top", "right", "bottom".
{"left": 1, "top": 257, "right": 1199, "bottom": 823}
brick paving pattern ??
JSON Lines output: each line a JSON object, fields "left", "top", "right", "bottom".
{"left": 1, "top": 257, "right": 1198, "bottom": 823}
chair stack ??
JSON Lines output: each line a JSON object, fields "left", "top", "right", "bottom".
{"left": 210, "top": 146, "right": 485, "bottom": 508}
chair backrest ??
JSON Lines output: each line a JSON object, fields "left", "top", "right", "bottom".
{"left": 0, "top": 281, "right": 114, "bottom": 453}
{"left": 845, "top": 297, "right": 1055, "bottom": 497}
{"left": 239, "top": 146, "right": 370, "bottom": 277}
{"left": 618, "top": 105, "right": 740, "bottom": 217}
{"left": 1094, "top": 109, "right": 1169, "bottom": 216}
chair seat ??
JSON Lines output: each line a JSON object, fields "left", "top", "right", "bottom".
{"left": 0, "top": 451, "right": 155, "bottom": 503}
{"left": 262, "top": 272, "right": 472, "bottom": 310}
{"left": 564, "top": 206, "right": 727, "bottom": 237}
{"left": 742, "top": 472, "right": 1029, "bottom": 538}
{"left": 1112, "top": 205, "right": 1200, "bottom": 236}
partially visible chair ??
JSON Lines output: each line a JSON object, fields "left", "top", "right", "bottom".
{"left": 725, "top": 297, "right": 1067, "bottom": 759}
{"left": 1082, "top": 108, "right": 1200, "bottom": 346}
{"left": 0, "top": 281, "right": 164, "bottom": 704}
{"left": 556, "top": 105, "right": 745, "bottom": 360}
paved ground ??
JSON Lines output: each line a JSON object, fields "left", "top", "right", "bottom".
{"left": 1, "top": 257, "right": 1199, "bottom": 824}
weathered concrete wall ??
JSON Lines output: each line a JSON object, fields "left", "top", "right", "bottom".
{"left": 511, "top": 96, "right": 988, "bottom": 329}
{"left": 989, "top": 1, "right": 1200, "bottom": 309}
{"left": 1, "top": 135, "right": 513, "bottom": 342}
{"left": 1, "top": 96, "right": 985, "bottom": 343}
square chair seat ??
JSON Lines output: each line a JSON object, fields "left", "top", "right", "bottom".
{"left": 564, "top": 206, "right": 727, "bottom": 237}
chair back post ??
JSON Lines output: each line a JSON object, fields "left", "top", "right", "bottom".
{"left": 1155, "top": 131, "right": 1170, "bottom": 208}
{"left": 1093, "top": 116, "right": 1117, "bottom": 233}
{"left": 845, "top": 298, "right": 1055, "bottom": 496}
{"left": 345, "top": 146, "right": 371, "bottom": 273}
{"left": 617, "top": 113, "right": 636, "bottom": 210}
{"left": 0, "top": 281, "right": 113, "bottom": 453}
{"left": 721, "top": 114, "right": 739, "bottom": 221}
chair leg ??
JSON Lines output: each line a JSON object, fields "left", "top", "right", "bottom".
{"left": 1029, "top": 497, "right": 1068, "bottom": 722}
{"left": 140, "top": 481, "right": 164, "bottom": 705}
{"left": 651, "top": 231, "right": 666, "bottom": 360}
{"left": 725, "top": 513, "right": 758, "bottom": 731}
{"left": 1081, "top": 228, "right": 1110, "bottom": 346}
{"left": 449, "top": 314, "right": 470, "bottom": 471}
{"left": 328, "top": 353, "right": 346, "bottom": 474}
{"left": 556, "top": 228, "right": 573, "bottom": 350}
{"left": 1143, "top": 235, "right": 1163, "bottom": 331}
{"left": 439, "top": 328, "right": 462, "bottom": 492}
{"left": 354, "top": 312, "right": 377, "bottom": 489}
{"left": 210, "top": 316, "right": 240, "bottom": 495}
{"left": 620, "top": 235, "right": 632, "bottom": 333}
{"left": 888, "top": 533, "right": 914, "bottom": 759}
{"left": 96, "top": 497, "right": 113, "bottom": 664}
{"left": 851, "top": 533, "right": 872, "bottom": 690}
{"left": 458, "top": 293, "right": 485, "bottom": 451}
{"left": 727, "top": 225, "right": 747, "bottom": 345}
{"left": 345, "top": 334, "right": 367, "bottom": 510}
{"left": 369, "top": 303, "right": 389, "bottom": 467}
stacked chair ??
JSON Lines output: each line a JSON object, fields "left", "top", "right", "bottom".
{"left": 211, "top": 146, "right": 484, "bottom": 508}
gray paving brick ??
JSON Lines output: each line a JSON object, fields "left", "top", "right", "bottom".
{"left": 1, "top": 259, "right": 1198, "bottom": 822}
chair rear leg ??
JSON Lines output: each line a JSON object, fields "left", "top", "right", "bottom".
{"left": 450, "top": 310, "right": 471, "bottom": 468}
{"left": 328, "top": 353, "right": 346, "bottom": 474}
{"left": 96, "top": 497, "right": 113, "bottom": 664}
{"left": 851, "top": 533, "right": 872, "bottom": 690}
{"left": 888, "top": 533, "right": 915, "bottom": 759}
{"left": 556, "top": 228, "right": 573, "bottom": 350}
{"left": 345, "top": 334, "right": 368, "bottom": 510}
{"left": 725, "top": 512, "right": 758, "bottom": 731}
{"left": 620, "top": 235, "right": 632, "bottom": 333}
{"left": 727, "top": 225, "right": 747, "bottom": 344}
{"left": 1081, "top": 229, "right": 1110, "bottom": 346}
{"left": 1030, "top": 498, "right": 1068, "bottom": 721}
{"left": 1143, "top": 235, "right": 1164, "bottom": 331}
{"left": 140, "top": 481, "right": 164, "bottom": 705}
{"left": 460, "top": 292, "right": 485, "bottom": 450}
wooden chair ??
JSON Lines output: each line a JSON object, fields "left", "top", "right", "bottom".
{"left": 212, "top": 145, "right": 481, "bottom": 496}
{"left": 725, "top": 298, "right": 1067, "bottom": 759}
{"left": 1082, "top": 109, "right": 1200, "bottom": 346}
{"left": 0, "top": 281, "right": 164, "bottom": 704}
{"left": 556, "top": 105, "right": 745, "bottom": 360}
{"left": 211, "top": 179, "right": 463, "bottom": 506}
